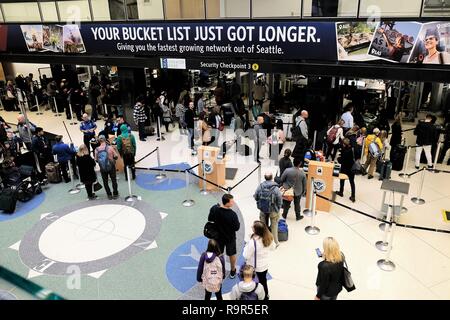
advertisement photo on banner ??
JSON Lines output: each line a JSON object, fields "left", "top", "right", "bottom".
{"left": 408, "top": 22, "right": 450, "bottom": 65}
{"left": 63, "top": 24, "right": 86, "bottom": 53}
{"left": 335, "top": 21, "right": 377, "bottom": 61}
{"left": 367, "top": 21, "right": 421, "bottom": 63}
{"left": 43, "top": 25, "right": 63, "bottom": 53}
{"left": 20, "top": 25, "right": 44, "bottom": 52}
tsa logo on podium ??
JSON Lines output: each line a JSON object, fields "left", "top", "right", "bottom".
{"left": 314, "top": 179, "right": 326, "bottom": 193}
{"left": 203, "top": 161, "right": 214, "bottom": 174}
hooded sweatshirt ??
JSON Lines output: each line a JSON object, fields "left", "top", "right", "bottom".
{"left": 196, "top": 252, "right": 226, "bottom": 282}
{"left": 230, "top": 280, "right": 265, "bottom": 300}
{"left": 116, "top": 124, "right": 136, "bottom": 156}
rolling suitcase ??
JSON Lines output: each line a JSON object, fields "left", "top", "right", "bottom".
{"left": 45, "top": 162, "right": 62, "bottom": 183}
{"left": 391, "top": 145, "right": 407, "bottom": 171}
{"left": 278, "top": 219, "right": 288, "bottom": 241}
{"left": 0, "top": 188, "right": 17, "bottom": 214}
{"left": 377, "top": 160, "right": 392, "bottom": 180}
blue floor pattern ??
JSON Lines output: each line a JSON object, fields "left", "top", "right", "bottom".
{"left": 0, "top": 192, "right": 45, "bottom": 222}
{"left": 135, "top": 162, "right": 192, "bottom": 191}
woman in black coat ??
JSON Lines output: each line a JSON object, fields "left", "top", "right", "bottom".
{"left": 390, "top": 113, "right": 403, "bottom": 148}
{"left": 336, "top": 138, "right": 356, "bottom": 202}
{"left": 76, "top": 144, "right": 98, "bottom": 200}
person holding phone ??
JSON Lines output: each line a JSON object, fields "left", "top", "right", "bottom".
{"left": 315, "top": 237, "right": 345, "bottom": 300}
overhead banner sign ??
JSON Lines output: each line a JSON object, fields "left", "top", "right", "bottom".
{"left": 1, "top": 20, "right": 450, "bottom": 66}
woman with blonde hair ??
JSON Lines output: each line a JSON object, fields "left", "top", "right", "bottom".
{"left": 243, "top": 221, "right": 275, "bottom": 300}
{"left": 76, "top": 144, "right": 98, "bottom": 200}
{"left": 315, "top": 237, "right": 344, "bottom": 300}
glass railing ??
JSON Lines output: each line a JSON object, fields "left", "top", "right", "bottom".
{"left": 0, "top": 265, "right": 65, "bottom": 300}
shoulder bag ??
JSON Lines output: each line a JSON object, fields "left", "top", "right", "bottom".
{"left": 341, "top": 253, "right": 356, "bottom": 292}
{"left": 203, "top": 205, "right": 220, "bottom": 239}
{"left": 238, "top": 239, "right": 259, "bottom": 283}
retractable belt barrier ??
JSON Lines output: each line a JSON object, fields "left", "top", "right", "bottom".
{"left": 316, "top": 193, "right": 450, "bottom": 234}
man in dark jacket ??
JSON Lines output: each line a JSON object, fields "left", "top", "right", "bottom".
{"left": 207, "top": 194, "right": 240, "bottom": 279}
{"left": 52, "top": 135, "right": 76, "bottom": 183}
{"left": 280, "top": 157, "right": 307, "bottom": 221}
{"left": 414, "top": 114, "right": 436, "bottom": 169}
{"left": 31, "top": 127, "right": 52, "bottom": 176}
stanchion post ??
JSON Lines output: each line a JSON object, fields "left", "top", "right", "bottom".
{"left": 433, "top": 141, "right": 442, "bottom": 172}
{"left": 53, "top": 97, "right": 61, "bottom": 117}
{"left": 377, "top": 221, "right": 397, "bottom": 271}
{"left": 303, "top": 177, "right": 314, "bottom": 217}
{"left": 68, "top": 165, "right": 80, "bottom": 194}
{"left": 305, "top": 178, "right": 320, "bottom": 235}
{"left": 312, "top": 130, "right": 317, "bottom": 150}
{"left": 200, "top": 161, "right": 209, "bottom": 195}
{"left": 125, "top": 166, "right": 138, "bottom": 202}
{"left": 182, "top": 170, "right": 195, "bottom": 207}
{"left": 257, "top": 164, "right": 261, "bottom": 183}
{"left": 399, "top": 146, "right": 411, "bottom": 179}
{"left": 376, "top": 202, "right": 392, "bottom": 251}
{"left": 35, "top": 93, "right": 43, "bottom": 115}
{"left": 157, "top": 117, "right": 165, "bottom": 141}
{"left": 411, "top": 168, "right": 426, "bottom": 204}
{"left": 69, "top": 103, "right": 77, "bottom": 125}
{"left": 360, "top": 137, "right": 365, "bottom": 163}
{"left": 155, "top": 147, "right": 167, "bottom": 180}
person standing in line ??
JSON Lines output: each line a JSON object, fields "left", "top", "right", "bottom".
{"left": 362, "top": 128, "right": 383, "bottom": 179}
{"left": 292, "top": 110, "right": 309, "bottom": 163}
{"left": 94, "top": 135, "right": 119, "bottom": 200}
{"left": 133, "top": 96, "right": 148, "bottom": 142}
{"left": 253, "top": 116, "right": 266, "bottom": 163}
{"left": 268, "top": 119, "right": 286, "bottom": 157}
{"left": 315, "top": 237, "right": 345, "bottom": 300}
{"left": 230, "top": 265, "right": 265, "bottom": 300}
{"left": 185, "top": 101, "right": 196, "bottom": 153}
{"left": 199, "top": 112, "right": 212, "bottom": 146}
{"left": 243, "top": 221, "right": 276, "bottom": 300}
{"left": 76, "top": 144, "right": 98, "bottom": 200}
{"left": 116, "top": 124, "right": 137, "bottom": 181}
{"left": 207, "top": 194, "right": 240, "bottom": 279}
{"left": 175, "top": 98, "right": 187, "bottom": 134}
{"left": 390, "top": 113, "right": 403, "bottom": 148}
{"left": 31, "top": 127, "right": 52, "bottom": 179}
{"left": 52, "top": 135, "right": 76, "bottom": 183}
{"left": 326, "top": 119, "right": 345, "bottom": 161}
{"left": 196, "top": 239, "right": 226, "bottom": 301}
{"left": 276, "top": 149, "right": 293, "bottom": 184}
{"left": 254, "top": 172, "right": 282, "bottom": 247}
{"left": 414, "top": 114, "right": 436, "bottom": 169}
{"left": 335, "top": 138, "right": 356, "bottom": 202}
{"left": 279, "top": 157, "right": 307, "bottom": 221}
{"left": 341, "top": 105, "right": 354, "bottom": 134}
{"left": 160, "top": 97, "right": 172, "bottom": 133}
{"left": 17, "top": 114, "right": 37, "bottom": 151}
{"left": 79, "top": 113, "right": 97, "bottom": 154}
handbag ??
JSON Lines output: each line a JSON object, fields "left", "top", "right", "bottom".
{"left": 238, "top": 239, "right": 259, "bottom": 283}
{"left": 203, "top": 221, "right": 219, "bottom": 240}
{"left": 93, "top": 181, "right": 103, "bottom": 192}
{"left": 280, "top": 186, "right": 294, "bottom": 202}
{"left": 342, "top": 254, "right": 356, "bottom": 292}
{"left": 218, "top": 121, "right": 225, "bottom": 131}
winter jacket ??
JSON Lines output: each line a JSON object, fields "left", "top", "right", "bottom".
{"left": 414, "top": 120, "right": 437, "bottom": 146}
{"left": 76, "top": 154, "right": 97, "bottom": 184}
{"left": 230, "top": 281, "right": 265, "bottom": 300}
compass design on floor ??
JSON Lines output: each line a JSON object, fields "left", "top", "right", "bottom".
{"left": 10, "top": 200, "right": 166, "bottom": 279}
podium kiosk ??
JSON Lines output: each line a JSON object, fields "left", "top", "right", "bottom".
{"left": 305, "top": 161, "right": 335, "bottom": 213}
{"left": 198, "top": 146, "right": 226, "bottom": 191}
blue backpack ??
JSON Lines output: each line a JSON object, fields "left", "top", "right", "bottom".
{"left": 239, "top": 283, "right": 259, "bottom": 301}
{"left": 278, "top": 219, "right": 288, "bottom": 241}
{"left": 257, "top": 185, "right": 277, "bottom": 214}
{"left": 97, "top": 146, "right": 114, "bottom": 172}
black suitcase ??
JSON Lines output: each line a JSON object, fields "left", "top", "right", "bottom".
{"left": 391, "top": 145, "right": 407, "bottom": 171}
{"left": 0, "top": 188, "right": 17, "bottom": 214}
{"left": 377, "top": 160, "right": 392, "bottom": 180}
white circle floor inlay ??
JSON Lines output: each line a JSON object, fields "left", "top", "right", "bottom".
{"left": 38, "top": 205, "right": 146, "bottom": 263}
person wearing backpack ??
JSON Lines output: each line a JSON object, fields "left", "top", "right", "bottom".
{"left": 335, "top": 138, "right": 356, "bottom": 202}
{"left": 243, "top": 221, "right": 276, "bottom": 300}
{"left": 326, "top": 119, "right": 345, "bottom": 161}
{"left": 196, "top": 239, "right": 226, "bottom": 300}
{"left": 362, "top": 128, "right": 383, "bottom": 179}
{"left": 253, "top": 172, "right": 282, "bottom": 246}
{"left": 94, "top": 135, "right": 119, "bottom": 200}
{"left": 230, "top": 265, "right": 265, "bottom": 300}
{"left": 116, "top": 124, "right": 136, "bottom": 181}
